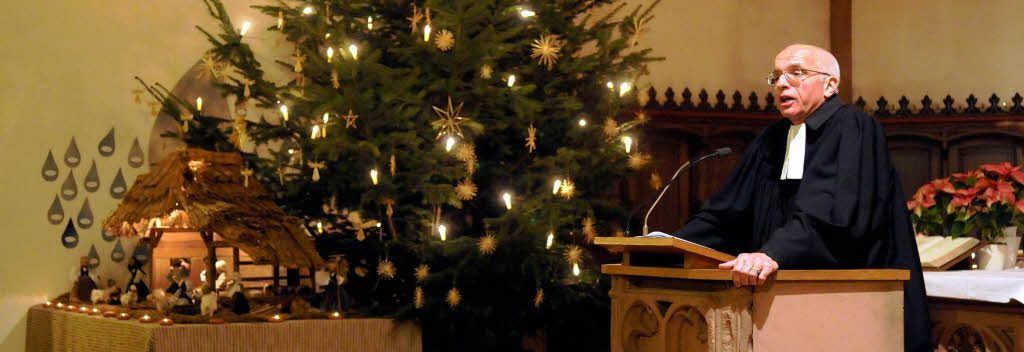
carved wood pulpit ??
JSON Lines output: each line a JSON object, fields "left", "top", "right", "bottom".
{"left": 596, "top": 237, "right": 910, "bottom": 352}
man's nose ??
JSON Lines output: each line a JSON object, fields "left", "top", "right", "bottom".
{"left": 774, "top": 74, "right": 793, "bottom": 90}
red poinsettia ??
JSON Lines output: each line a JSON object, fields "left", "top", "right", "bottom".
{"left": 981, "top": 180, "right": 1016, "bottom": 207}
{"left": 981, "top": 161, "right": 1024, "bottom": 184}
{"left": 947, "top": 187, "right": 980, "bottom": 212}
{"left": 911, "top": 162, "right": 1024, "bottom": 240}
{"left": 952, "top": 170, "right": 983, "bottom": 183}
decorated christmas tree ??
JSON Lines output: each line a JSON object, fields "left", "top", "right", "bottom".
{"left": 138, "top": 0, "right": 660, "bottom": 348}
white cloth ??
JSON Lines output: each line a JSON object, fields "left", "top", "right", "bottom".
{"left": 923, "top": 269, "right": 1024, "bottom": 304}
{"left": 780, "top": 123, "right": 806, "bottom": 180}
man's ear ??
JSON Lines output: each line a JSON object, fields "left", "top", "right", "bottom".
{"left": 823, "top": 77, "right": 839, "bottom": 98}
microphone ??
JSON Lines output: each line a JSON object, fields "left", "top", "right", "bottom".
{"left": 626, "top": 147, "right": 732, "bottom": 237}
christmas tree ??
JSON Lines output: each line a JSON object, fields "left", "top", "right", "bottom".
{"left": 139, "top": 0, "right": 661, "bottom": 349}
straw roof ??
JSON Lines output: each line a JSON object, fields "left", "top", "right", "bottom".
{"left": 103, "top": 148, "right": 324, "bottom": 269}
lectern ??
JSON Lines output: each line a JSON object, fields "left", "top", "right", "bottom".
{"left": 596, "top": 237, "right": 909, "bottom": 352}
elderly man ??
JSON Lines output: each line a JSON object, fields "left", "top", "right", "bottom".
{"left": 672, "top": 44, "right": 931, "bottom": 351}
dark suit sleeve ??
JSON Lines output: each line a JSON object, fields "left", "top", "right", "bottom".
{"left": 671, "top": 134, "right": 764, "bottom": 255}
{"left": 758, "top": 108, "right": 891, "bottom": 268}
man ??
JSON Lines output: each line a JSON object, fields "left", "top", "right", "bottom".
{"left": 672, "top": 44, "right": 930, "bottom": 351}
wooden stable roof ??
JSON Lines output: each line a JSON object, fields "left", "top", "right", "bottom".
{"left": 103, "top": 148, "right": 323, "bottom": 269}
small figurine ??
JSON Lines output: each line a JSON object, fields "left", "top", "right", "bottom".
{"left": 231, "top": 291, "right": 250, "bottom": 315}
{"left": 119, "top": 284, "right": 137, "bottom": 308}
{"left": 73, "top": 256, "right": 97, "bottom": 303}
{"left": 199, "top": 285, "right": 218, "bottom": 316}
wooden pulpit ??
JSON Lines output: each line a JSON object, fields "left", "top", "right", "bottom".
{"left": 596, "top": 237, "right": 909, "bottom": 352}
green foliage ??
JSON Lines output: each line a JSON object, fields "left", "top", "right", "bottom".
{"left": 141, "top": 0, "right": 662, "bottom": 348}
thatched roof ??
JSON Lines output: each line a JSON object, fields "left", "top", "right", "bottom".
{"left": 103, "top": 148, "right": 324, "bottom": 269}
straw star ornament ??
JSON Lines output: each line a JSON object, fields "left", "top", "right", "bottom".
{"left": 477, "top": 234, "right": 497, "bottom": 255}
{"left": 343, "top": 108, "right": 359, "bottom": 128}
{"left": 480, "top": 64, "right": 493, "bottom": 79}
{"left": 377, "top": 259, "right": 396, "bottom": 279}
{"left": 407, "top": 4, "right": 424, "bottom": 34}
{"left": 431, "top": 97, "right": 470, "bottom": 139}
{"left": 530, "top": 34, "right": 561, "bottom": 70}
{"left": 435, "top": 29, "right": 454, "bottom": 51}
{"left": 446, "top": 287, "right": 462, "bottom": 307}
{"left": 525, "top": 124, "right": 537, "bottom": 153}
{"left": 415, "top": 264, "right": 430, "bottom": 281}
{"left": 456, "top": 179, "right": 477, "bottom": 200}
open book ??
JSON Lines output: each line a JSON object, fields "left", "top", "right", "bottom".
{"left": 916, "top": 235, "right": 981, "bottom": 269}
{"left": 643, "top": 231, "right": 717, "bottom": 251}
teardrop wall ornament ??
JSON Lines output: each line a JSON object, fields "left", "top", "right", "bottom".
{"left": 87, "top": 244, "right": 100, "bottom": 269}
{"left": 42, "top": 150, "right": 59, "bottom": 181}
{"left": 128, "top": 138, "right": 144, "bottom": 168}
{"left": 132, "top": 243, "right": 150, "bottom": 265}
{"left": 47, "top": 195, "right": 64, "bottom": 224}
{"left": 64, "top": 137, "right": 81, "bottom": 168}
{"left": 84, "top": 161, "right": 100, "bottom": 192}
{"left": 77, "top": 198, "right": 94, "bottom": 229}
{"left": 61, "top": 170, "right": 78, "bottom": 201}
{"left": 98, "top": 128, "right": 115, "bottom": 157}
{"left": 61, "top": 220, "right": 79, "bottom": 248}
{"left": 110, "top": 169, "right": 127, "bottom": 199}
{"left": 111, "top": 239, "right": 126, "bottom": 262}
{"left": 101, "top": 229, "right": 116, "bottom": 242}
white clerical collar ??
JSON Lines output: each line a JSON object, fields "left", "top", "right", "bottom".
{"left": 780, "top": 123, "right": 806, "bottom": 180}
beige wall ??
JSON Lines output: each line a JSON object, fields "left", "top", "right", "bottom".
{"left": 0, "top": 1, "right": 276, "bottom": 350}
{"left": 624, "top": 0, "right": 830, "bottom": 103}
{"left": 852, "top": 0, "right": 1024, "bottom": 106}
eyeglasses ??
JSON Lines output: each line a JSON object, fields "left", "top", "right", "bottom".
{"left": 767, "top": 68, "right": 831, "bottom": 86}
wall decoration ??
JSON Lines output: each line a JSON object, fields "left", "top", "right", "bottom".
{"left": 102, "top": 229, "right": 116, "bottom": 242}
{"left": 84, "top": 161, "right": 100, "bottom": 192}
{"left": 61, "top": 220, "right": 79, "bottom": 248}
{"left": 60, "top": 170, "right": 78, "bottom": 201}
{"left": 77, "top": 198, "right": 94, "bottom": 229}
{"left": 47, "top": 195, "right": 64, "bottom": 225}
{"left": 64, "top": 137, "right": 81, "bottom": 168}
{"left": 111, "top": 239, "right": 126, "bottom": 263}
{"left": 87, "top": 244, "right": 100, "bottom": 269}
{"left": 131, "top": 242, "right": 150, "bottom": 265}
{"left": 128, "top": 138, "right": 144, "bottom": 168}
{"left": 42, "top": 150, "right": 59, "bottom": 181}
{"left": 110, "top": 169, "right": 127, "bottom": 199}
{"left": 98, "top": 128, "right": 116, "bottom": 157}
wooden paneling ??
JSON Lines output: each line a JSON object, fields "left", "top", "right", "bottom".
{"left": 888, "top": 137, "right": 942, "bottom": 195}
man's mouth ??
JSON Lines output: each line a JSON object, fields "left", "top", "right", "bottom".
{"left": 780, "top": 96, "right": 796, "bottom": 104}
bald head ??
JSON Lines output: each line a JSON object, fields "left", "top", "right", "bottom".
{"left": 772, "top": 44, "right": 842, "bottom": 122}
{"left": 778, "top": 44, "right": 840, "bottom": 80}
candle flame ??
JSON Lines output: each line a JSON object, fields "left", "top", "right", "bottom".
{"left": 619, "top": 82, "right": 631, "bottom": 97}
{"left": 240, "top": 21, "right": 251, "bottom": 36}
{"left": 302, "top": 7, "right": 313, "bottom": 15}
{"left": 520, "top": 9, "right": 536, "bottom": 17}
{"left": 311, "top": 125, "right": 320, "bottom": 139}
{"left": 423, "top": 25, "right": 431, "bottom": 42}
{"left": 623, "top": 136, "right": 633, "bottom": 153}
{"left": 439, "top": 224, "right": 446, "bottom": 241}
{"left": 326, "top": 47, "right": 334, "bottom": 62}
{"left": 507, "top": 74, "right": 516, "bottom": 87}
{"left": 317, "top": 221, "right": 323, "bottom": 234}
{"left": 573, "top": 263, "right": 580, "bottom": 276}
{"left": 546, "top": 232, "right": 554, "bottom": 249}
{"left": 445, "top": 136, "right": 456, "bottom": 152}
{"left": 370, "top": 169, "right": 378, "bottom": 185}
{"left": 502, "top": 192, "right": 512, "bottom": 210}
{"left": 552, "top": 179, "right": 561, "bottom": 194}
{"left": 196, "top": 97, "right": 203, "bottom": 112}
{"left": 606, "top": 81, "right": 614, "bottom": 90}
{"left": 280, "top": 105, "right": 289, "bottom": 121}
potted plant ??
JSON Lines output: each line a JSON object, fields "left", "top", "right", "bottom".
{"left": 907, "top": 162, "right": 1024, "bottom": 270}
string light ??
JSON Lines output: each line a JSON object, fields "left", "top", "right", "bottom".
{"left": 578, "top": 119, "right": 587, "bottom": 127}
{"left": 302, "top": 7, "right": 313, "bottom": 15}
{"left": 370, "top": 169, "right": 379, "bottom": 185}
{"left": 280, "top": 105, "right": 289, "bottom": 121}
{"left": 507, "top": 74, "right": 516, "bottom": 87}
{"left": 311, "top": 125, "right": 320, "bottom": 139}
{"left": 619, "top": 82, "right": 631, "bottom": 97}
{"left": 240, "top": 21, "right": 251, "bottom": 36}
{"left": 552, "top": 179, "right": 562, "bottom": 194}
{"left": 348, "top": 44, "right": 358, "bottom": 60}
{"left": 623, "top": 136, "right": 633, "bottom": 153}
{"left": 423, "top": 25, "right": 431, "bottom": 42}
{"left": 322, "top": 112, "right": 329, "bottom": 124}
{"left": 606, "top": 81, "right": 614, "bottom": 90}
{"left": 520, "top": 9, "right": 536, "bottom": 17}
{"left": 439, "top": 224, "right": 447, "bottom": 241}
{"left": 196, "top": 97, "right": 203, "bottom": 112}
{"left": 367, "top": 17, "right": 373, "bottom": 30}
{"left": 325, "top": 33, "right": 331, "bottom": 39}
{"left": 546, "top": 232, "right": 554, "bottom": 249}
{"left": 445, "top": 136, "right": 456, "bottom": 152}
{"left": 288, "top": 149, "right": 294, "bottom": 155}
{"left": 502, "top": 192, "right": 512, "bottom": 210}
{"left": 317, "top": 221, "right": 323, "bottom": 234}
{"left": 573, "top": 263, "right": 581, "bottom": 276}
{"left": 277, "top": 11, "right": 283, "bottom": 29}
{"left": 326, "top": 47, "right": 334, "bottom": 63}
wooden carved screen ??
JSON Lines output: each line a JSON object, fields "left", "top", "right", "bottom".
{"left": 627, "top": 88, "right": 1024, "bottom": 234}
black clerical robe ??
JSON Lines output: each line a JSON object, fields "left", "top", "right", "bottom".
{"left": 673, "top": 95, "right": 931, "bottom": 351}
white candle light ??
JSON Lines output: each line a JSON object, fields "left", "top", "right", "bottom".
{"left": 280, "top": 105, "right": 289, "bottom": 121}
{"left": 302, "top": 7, "right": 313, "bottom": 15}
{"left": 445, "top": 136, "right": 456, "bottom": 152}
{"left": 240, "top": 21, "right": 251, "bottom": 36}
{"left": 546, "top": 232, "right": 554, "bottom": 249}
{"left": 552, "top": 179, "right": 562, "bottom": 195}
{"left": 311, "top": 125, "right": 320, "bottom": 139}
{"left": 520, "top": 9, "right": 536, "bottom": 17}
{"left": 439, "top": 224, "right": 447, "bottom": 241}
{"left": 326, "top": 47, "right": 334, "bottom": 63}
{"left": 370, "top": 169, "right": 378, "bottom": 185}
{"left": 507, "top": 74, "right": 516, "bottom": 87}
{"left": 348, "top": 44, "right": 358, "bottom": 60}
{"left": 367, "top": 17, "right": 373, "bottom": 30}
{"left": 196, "top": 97, "right": 203, "bottom": 112}
{"left": 623, "top": 136, "right": 633, "bottom": 153}
{"left": 573, "top": 263, "right": 580, "bottom": 276}
{"left": 619, "top": 82, "right": 631, "bottom": 97}
{"left": 423, "top": 25, "right": 431, "bottom": 42}
{"left": 578, "top": 119, "right": 587, "bottom": 127}
{"left": 502, "top": 192, "right": 512, "bottom": 210}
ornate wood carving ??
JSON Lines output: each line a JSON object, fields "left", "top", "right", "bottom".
{"left": 930, "top": 299, "right": 1023, "bottom": 352}
{"left": 627, "top": 87, "right": 1024, "bottom": 234}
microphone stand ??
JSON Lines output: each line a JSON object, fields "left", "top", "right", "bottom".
{"left": 626, "top": 148, "right": 731, "bottom": 236}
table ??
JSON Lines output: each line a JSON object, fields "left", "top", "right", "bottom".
{"left": 25, "top": 305, "right": 422, "bottom": 352}
{"left": 924, "top": 270, "right": 1024, "bottom": 351}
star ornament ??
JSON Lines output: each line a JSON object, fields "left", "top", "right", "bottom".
{"left": 477, "top": 233, "right": 497, "bottom": 255}
{"left": 407, "top": 4, "right": 424, "bottom": 34}
{"left": 414, "top": 287, "right": 425, "bottom": 308}
{"left": 565, "top": 245, "right": 582, "bottom": 265}
{"left": 431, "top": 97, "right": 470, "bottom": 140}
{"left": 628, "top": 152, "right": 651, "bottom": 170}
{"left": 435, "top": 29, "right": 455, "bottom": 51}
{"left": 525, "top": 124, "right": 538, "bottom": 153}
{"left": 559, "top": 179, "right": 575, "bottom": 199}
{"left": 534, "top": 288, "right": 544, "bottom": 308}
{"left": 343, "top": 108, "right": 359, "bottom": 128}
{"left": 446, "top": 287, "right": 462, "bottom": 307}
{"left": 530, "top": 34, "right": 562, "bottom": 70}
{"left": 603, "top": 118, "right": 619, "bottom": 138}
{"left": 377, "top": 259, "right": 396, "bottom": 279}
{"left": 456, "top": 178, "right": 477, "bottom": 200}
{"left": 480, "top": 64, "right": 493, "bottom": 79}
{"left": 582, "top": 217, "right": 597, "bottom": 243}
{"left": 415, "top": 264, "right": 430, "bottom": 281}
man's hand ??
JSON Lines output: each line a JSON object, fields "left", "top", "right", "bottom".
{"left": 719, "top": 252, "right": 778, "bottom": 287}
